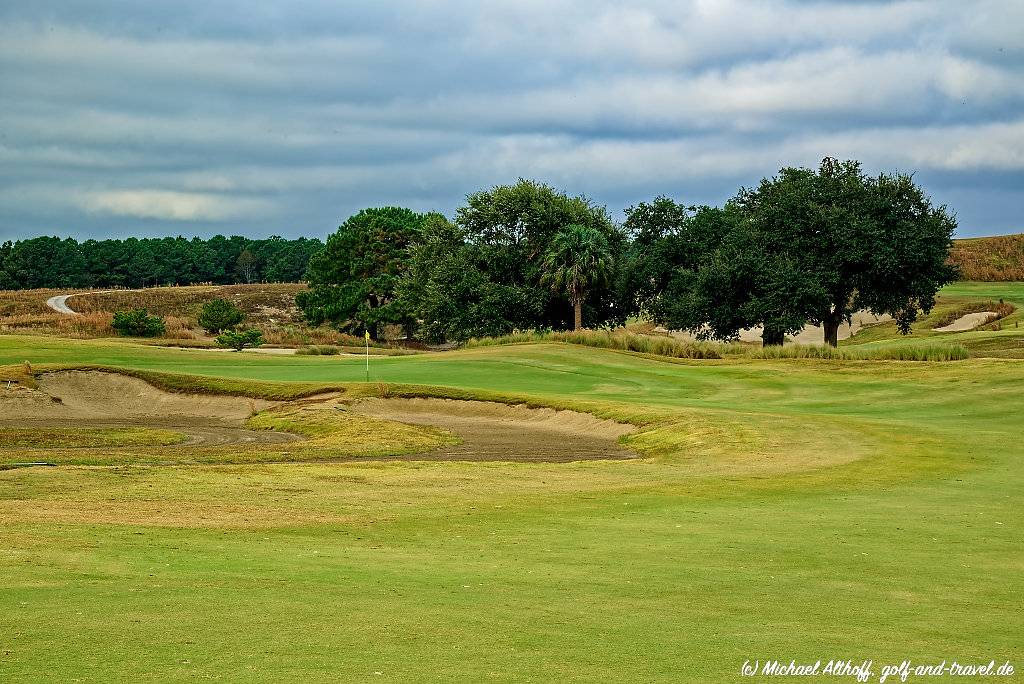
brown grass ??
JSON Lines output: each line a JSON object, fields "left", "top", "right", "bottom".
{"left": 0, "top": 288, "right": 89, "bottom": 316}
{"left": 948, "top": 233, "right": 1024, "bottom": 281}
{"left": 70, "top": 283, "right": 308, "bottom": 326}
{"left": 0, "top": 283, "right": 360, "bottom": 345}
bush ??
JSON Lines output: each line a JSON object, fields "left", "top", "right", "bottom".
{"left": 216, "top": 329, "right": 264, "bottom": 351}
{"left": 198, "top": 298, "right": 245, "bottom": 334}
{"left": 111, "top": 309, "right": 166, "bottom": 337}
{"left": 296, "top": 345, "right": 341, "bottom": 355}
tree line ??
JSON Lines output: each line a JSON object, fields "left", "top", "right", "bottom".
{"left": 298, "top": 159, "right": 958, "bottom": 347}
{"left": 0, "top": 235, "right": 323, "bottom": 290}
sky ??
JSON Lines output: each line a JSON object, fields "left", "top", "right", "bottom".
{"left": 1, "top": 1, "right": 1022, "bottom": 241}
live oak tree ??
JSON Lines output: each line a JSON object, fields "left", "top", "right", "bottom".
{"left": 297, "top": 207, "right": 430, "bottom": 340}
{"left": 731, "top": 158, "right": 958, "bottom": 345}
{"left": 541, "top": 224, "right": 614, "bottom": 330}
{"left": 622, "top": 160, "right": 957, "bottom": 346}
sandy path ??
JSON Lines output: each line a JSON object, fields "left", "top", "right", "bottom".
{"left": 934, "top": 312, "right": 996, "bottom": 333}
{"left": 352, "top": 398, "right": 636, "bottom": 462}
{"left": 46, "top": 289, "right": 149, "bottom": 316}
{"left": 45, "top": 294, "right": 79, "bottom": 315}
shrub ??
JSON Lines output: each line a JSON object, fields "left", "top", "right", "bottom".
{"left": 111, "top": 309, "right": 166, "bottom": 337}
{"left": 198, "top": 298, "right": 245, "bottom": 334}
{"left": 216, "top": 329, "right": 264, "bottom": 351}
{"left": 296, "top": 345, "right": 341, "bottom": 356}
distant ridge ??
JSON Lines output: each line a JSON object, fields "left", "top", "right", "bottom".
{"left": 949, "top": 233, "right": 1024, "bottom": 281}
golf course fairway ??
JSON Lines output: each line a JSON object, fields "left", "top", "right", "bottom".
{"left": 1, "top": 335, "right": 1021, "bottom": 682}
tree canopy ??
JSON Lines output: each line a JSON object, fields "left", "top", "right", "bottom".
{"left": 198, "top": 298, "right": 245, "bottom": 334}
{"left": 0, "top": 235, "right": 322, "bottom": 290}
{"left": 541, "top": 224, "right": 614, "bottom": 331}
{"left": 624, "top": 159, "right": 958, "bottom": 345}
{"left": 296, "top": 207, "right": 430, "bottom": 339}
{"left": 2, "top": 164, "right": 960, "bottom": 349}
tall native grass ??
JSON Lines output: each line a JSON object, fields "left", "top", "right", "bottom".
{"left": 466, "top": 329, "right": 738, "bottom": 359}
{"left": 748, "top": 342, "right": 971, "bottom": 361}
{"left": 466, "top": 329, "right": 970, "bottom": 362}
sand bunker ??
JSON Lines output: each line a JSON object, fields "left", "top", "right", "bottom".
{"left": 1, "top": 371, "right": 297, "bottom": 446}
{"left": 934, "top": 311, "right": 996, "bottom": 332}
{"left": 351, "top": 397, "right": 637, "bottom": 462}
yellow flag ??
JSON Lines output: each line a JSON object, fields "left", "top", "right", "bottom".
{"left": 365, "top": 331, "right": 370, "bottom": 341}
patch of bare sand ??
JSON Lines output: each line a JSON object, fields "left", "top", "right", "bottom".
{"left": 1, "top": 371, "right": 296, "bottom": 446}
{"left": 661, "top": 310, "right": 892, "bottom": 344}
{"left": 934, "top": 311, "right": 996, "bottom": 332}
{"left": 351, "top": 397, "right": 636, "bottom": 462}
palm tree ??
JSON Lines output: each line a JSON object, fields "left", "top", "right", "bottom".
{"left": 540, "top": 224, "right": 614, "bottom": 331}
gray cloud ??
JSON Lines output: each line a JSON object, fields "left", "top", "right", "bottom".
{"left": 0, "top": 0, "right": 1021, "bottom": 240}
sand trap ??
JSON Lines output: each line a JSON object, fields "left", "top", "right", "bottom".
{"left": 934, "top": 312, "right": 996, "bottom": 332}
{"left": 351, "top": 397, "right": 636, "bottom": 462}
{"left": 1, "top": 371, "right": 296, "bottom": 446}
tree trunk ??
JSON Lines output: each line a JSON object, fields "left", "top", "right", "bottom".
{"left": 573, "top": 300, "right": 583, "bottom": 331}
{"left": 822, "top": 306, "right": 845, "bottom": 347}
{"left": 823, "top": 316, "right": 840, "bottom": 347}
{"left": 761, "top": 328, "right": 785, "bottom": 346}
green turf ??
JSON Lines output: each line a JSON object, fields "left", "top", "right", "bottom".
{"left": 1, "top": 284, "right": 1022, "bottom": 682}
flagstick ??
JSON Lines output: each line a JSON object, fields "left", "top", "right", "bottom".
{"left": 365, "top": 330, "right": 370, "bottom": 382}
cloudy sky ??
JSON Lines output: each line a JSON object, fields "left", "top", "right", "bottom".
{"left": 1, "top": 0, "right": 1022, "bottom": 241}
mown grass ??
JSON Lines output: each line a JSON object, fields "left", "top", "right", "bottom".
{"left": 0, "top": 284, "right": 1022, "bottom": 681}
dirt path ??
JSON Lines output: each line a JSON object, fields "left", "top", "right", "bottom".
{"left": 351, "top": 398, "right": 637, "bottom": 462}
